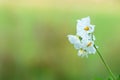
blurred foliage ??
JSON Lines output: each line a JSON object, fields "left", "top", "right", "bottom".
{"left": 0, "top": 0, "right": 120, "bottom": 80}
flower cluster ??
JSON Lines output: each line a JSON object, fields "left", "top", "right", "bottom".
{"left": 67, "top": 16, "right": 97, "bottom": 57}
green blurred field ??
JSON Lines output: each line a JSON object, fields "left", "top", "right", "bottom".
{"left": 0, "top": 1, "right": 120, "bottom": 80}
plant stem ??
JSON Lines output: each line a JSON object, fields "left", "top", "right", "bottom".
{"left": 94, "top": 45, "right": 116, "bottom": 80}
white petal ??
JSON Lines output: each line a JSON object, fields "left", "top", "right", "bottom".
{"left": 81, "top": 16, "right": 90, "bottom": 25}
{"left": 74, "top": 43, "right": 81, "bottom": 49}
{"left": 67, "top": 35, "right": 82, "bottom": 49}
{"left": 86, "top": 46, "right": 96, "bottom": 54}
{"left": 77, "top": 30, "right": 88, "bottom": 38}
{"left": 77, "top": 20, "right": 85, "bottom": 27}
{"left": 67, "top": 35, "right": 80, "bottom": 44}
{"left": 76, "top": 21, "right": 85, "bottom": 34}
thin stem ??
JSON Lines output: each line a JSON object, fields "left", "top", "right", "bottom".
{"left": 94, "top": 45, "right": 116, "bottom": 80}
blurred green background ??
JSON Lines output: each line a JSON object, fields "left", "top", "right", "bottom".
{"left": 0, "top": 0, "right": 120, "bottom": 80}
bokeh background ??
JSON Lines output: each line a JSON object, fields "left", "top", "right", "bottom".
{"left": 0, "top": 0, "right": 120, "bottom": 80}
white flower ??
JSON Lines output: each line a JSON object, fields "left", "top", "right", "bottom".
{"left": 77, "top": 46, "right": 96, "bottom": 57}
{"left": 67, "top": 16, "right": 97, "bottom": 57}
{"left": 78, "top": 49, "right": 88, "bottom": 57}
{"left": 76, "top": 16, "right": 95, "bottom": 38}
{"left": 77, "top": 39, "right": 96, "bottom": 57}
{"left": 82, "top": 39, "right": 96, "bottom": 54}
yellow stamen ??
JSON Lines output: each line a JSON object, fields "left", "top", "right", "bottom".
{"left": 87, "top": 42, "right": 92, "bottom": 47}
{"left": 79, "top": 49, "right": 84, "bottom": 54}
{"left": 84, "top": 26, "right": 89, "bottom": 31}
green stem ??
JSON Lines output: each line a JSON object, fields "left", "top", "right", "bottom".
{"left": 94, "top": 45, "right": 116, "bottom": 80}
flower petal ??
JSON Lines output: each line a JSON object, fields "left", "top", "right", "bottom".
{"left": 81, "top": 16, "right": 90, "bottom": 25}
{"left": 86, "top": 46, "right": 96, "bottom": 54}
{"left": 67, "top": 35, "right": 80, "bottom": 44}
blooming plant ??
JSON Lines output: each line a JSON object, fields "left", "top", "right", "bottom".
{"left": 67, "top": 16, "right": 118, "bottom": 80}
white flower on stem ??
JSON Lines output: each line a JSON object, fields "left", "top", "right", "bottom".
{"left": 67, "top": 17, "right": 115, "bottom": 80}
{"left": 67, "top": 16, "right": 97, "bottom": 57}
{"left": 76, "top": 16, "right": 95, "bottom": 38}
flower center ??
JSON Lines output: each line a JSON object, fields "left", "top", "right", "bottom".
{"left": 79, "top": 49, "right": 84, "bottom": 54}
{"left": 84, "top": 26, "right": 89, "bottom": 31}
{"left": 87, "top": 42, "right": 92, "bottom": 47}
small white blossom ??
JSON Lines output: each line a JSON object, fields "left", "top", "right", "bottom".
{"left": 78, "top": 49, "right": 88, "bottom": 57}
{"left": 77, "top": 39, "right": 96, "bottom": 57}
{"left": 67, "top": 16, "right": 97, "bottom": 57}
{"left": 76, "top": 16, "right": 95, "bottom": 38}
{"left": 82, "top": 39, "right": 96, "bottom": 54}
